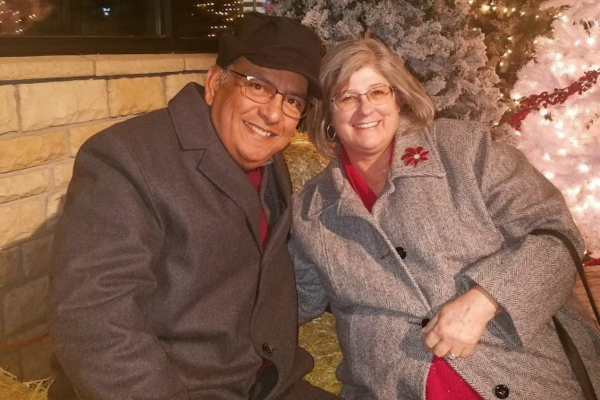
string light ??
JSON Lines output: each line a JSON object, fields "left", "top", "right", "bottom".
{"left": 566, "top": 187, "right": 582, "bottom": 198}
{"left": 589, "top": 179, "right": 600, "bottom": 190}
{"left": 544, "top": 171, "right": 556, "bottom": 180}
{"left": 469, "top": 0, "right": 559, "bottom": 105}
{"left": 193, "top": 1, "right": 247, "bottom": 38}
{"left": 0, "top": 0, "right": 53, "bottom": 35}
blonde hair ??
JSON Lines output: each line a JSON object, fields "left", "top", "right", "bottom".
{"left": 308, "top": 38, "right": 436, "bottom": 159}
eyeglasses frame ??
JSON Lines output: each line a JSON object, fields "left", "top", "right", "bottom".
{"left": 227, "top": 69, "right": 313, "bottom": 119}
{"left": 330, "top": 85, "right": 396, "bottom": 111}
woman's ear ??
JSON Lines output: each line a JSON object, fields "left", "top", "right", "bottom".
{"left": 205, "top": 64, "right": 224, "bottom": 106}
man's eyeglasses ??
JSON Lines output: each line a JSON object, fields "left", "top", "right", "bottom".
{"left": 228, "top": 70, "right": 312, "bottom": 120}
{"left": 331, "top": 85, "right": 396, "bottom": 112}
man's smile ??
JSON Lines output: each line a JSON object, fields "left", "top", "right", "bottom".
{"left": 244, "top": 120, "right": 276, "bottom": 138}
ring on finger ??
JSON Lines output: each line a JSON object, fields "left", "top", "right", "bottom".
{"left": 446, "top": 352, "right": 457, "bottom": 361}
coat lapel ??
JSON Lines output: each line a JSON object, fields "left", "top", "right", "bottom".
{"left": 304, "top": 124, "right": 446, "bottom": 222}
{"left": 261, "top": 153, "right": 292, "bottom": 256}
{"left": 390, "top": 126, "right": 446, "bottom": 180}
{"left": 305, "top": 160, "right": 388, "bottom": 252}
{"left": 300, "top": 135, "right": 438, "bottom": 313}
{"left": 168, "top": 83, "right": 261, "bottom": 247}
{"left": 305, "top": 159, "right": 370, "bottom": 221}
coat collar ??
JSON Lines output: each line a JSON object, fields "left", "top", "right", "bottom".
{"left": 261, "top": 155, "right": 292, "bottom": 253}
{"left": 168, "top": 82, "right": 213, "bottom": 150}
{"left": 167, "top": 82, "right": 276, "bottom": 248}
{"left": 390, "top": 126, "right": 445, "bottom": 179}
{"left": 303, "top": 124, "right": 445, "bottom": 221}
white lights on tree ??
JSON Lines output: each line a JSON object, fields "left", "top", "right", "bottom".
{"left": 512, "top": 0, "right": 600, "bottom": 254}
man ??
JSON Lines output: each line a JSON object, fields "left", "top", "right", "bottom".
{"left": 48, "top": 12, "right": 341, "bottom": 400}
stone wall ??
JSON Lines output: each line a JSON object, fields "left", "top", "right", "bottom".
{"left": 0, "top": 53, "right": 216, "bottom": 380}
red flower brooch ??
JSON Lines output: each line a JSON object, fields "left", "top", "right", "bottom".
{"left": 401, "top": 147, "right": 429, "bottom": 167}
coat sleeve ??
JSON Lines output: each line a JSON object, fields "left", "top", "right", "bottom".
{"left": 280, "top": 379, "right": 343, "bottom": 399}
{"left": 453, "top": 122, "right": 584, "bottom": 347}
{"left": 289, "top": 197, "right": 330, "bottom": 324}
{"left": 48, "top": 133, "right": 189, "bottom": 400}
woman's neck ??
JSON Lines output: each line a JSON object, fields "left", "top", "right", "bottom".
{"left": 345, "top": 142, "right": 394, "bottom": 196}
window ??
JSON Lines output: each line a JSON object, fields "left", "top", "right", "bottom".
{"left": 0, "top": 0, "right": 269, "bottom": 57}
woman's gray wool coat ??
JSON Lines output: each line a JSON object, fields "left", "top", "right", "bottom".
{"left": 289, "top": 119, "right": 600, "bottom": 400}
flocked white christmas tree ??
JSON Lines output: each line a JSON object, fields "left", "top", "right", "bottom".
{"left": 511, "top": 0, "right": 600, "bottom": 255}
{"left": 271, "top": 0, "right": 505, "bottom": 126}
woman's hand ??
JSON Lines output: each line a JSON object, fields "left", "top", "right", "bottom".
{"left": 422, "top": 285, "right": 501, "bottom": 359}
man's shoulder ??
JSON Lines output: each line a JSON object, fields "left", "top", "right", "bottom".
{"left": 85, "top": 82, "right": 207, "bottom": 151}
{"left": 75, "top": 109, "right": 173, "bottom": 163}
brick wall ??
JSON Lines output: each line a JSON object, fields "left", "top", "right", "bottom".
{"left": 0, "top": 53, "right": 217, "bottom": 380}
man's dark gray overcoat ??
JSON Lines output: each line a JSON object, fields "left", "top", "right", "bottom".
{"left": 49, "top": 83, "right": 338, "bottom": 400}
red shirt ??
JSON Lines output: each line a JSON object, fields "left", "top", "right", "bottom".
{"left": 245, "top": 168, "right": 268, "bottom": 246}
{"left": 245, "top": 168, "right": 274, "bottom": 381}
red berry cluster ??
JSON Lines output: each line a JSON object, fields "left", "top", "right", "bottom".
{"left": 584, "top": 257, "right": 600, "bottom": 267}
{"left": 508, "top": 69, "right": 600, "bottom": 131}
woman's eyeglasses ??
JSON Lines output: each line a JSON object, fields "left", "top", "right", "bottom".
{"left": 228, "top": 69, "right": 312, "bottom": 119}
{"left": 331, "top": 85, "right": 395, "bottom": 111}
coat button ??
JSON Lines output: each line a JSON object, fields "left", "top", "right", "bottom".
{"left": 262, "top": 343, "right": 274, "bottom": 356}
{"left": 421, "top": 318, "right": 430, "bottom": 328}
{"left": 494, "top": 384, "right": 509, "bottom": 399}
{"left": 395, "top": 247, "right": 407, "bottom": 259}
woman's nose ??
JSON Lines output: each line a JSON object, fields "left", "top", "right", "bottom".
{"left": 355, "top": 94, "right": 374, "bottom": 114}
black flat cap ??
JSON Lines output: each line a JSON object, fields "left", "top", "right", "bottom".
{"left": 217, "top": 12, "right": 323, "bottom": 99}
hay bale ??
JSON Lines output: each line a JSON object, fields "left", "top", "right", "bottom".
{"left": 283, "top": 132, "right": 328, "bottom": 193}
{"left": 0, "top": 368, "right": 51, "bottom": 400}
{"left": 299, "top": 313, "right": 343, "bottom": 395}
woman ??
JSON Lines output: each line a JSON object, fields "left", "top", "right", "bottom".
{"left": 289, "top": 38, "right": 600, "bottom": 400}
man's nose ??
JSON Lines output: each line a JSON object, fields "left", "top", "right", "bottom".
{"left": 259, "top": 94, "right": 284, "bottom": 124}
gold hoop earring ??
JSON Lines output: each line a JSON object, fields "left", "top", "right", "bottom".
{"left": 326, "top": 124, "right": 337, "bottom": 141}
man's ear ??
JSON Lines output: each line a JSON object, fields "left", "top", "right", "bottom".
{"left": 205, "top": 64, "right": 224, "bottom": 106}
